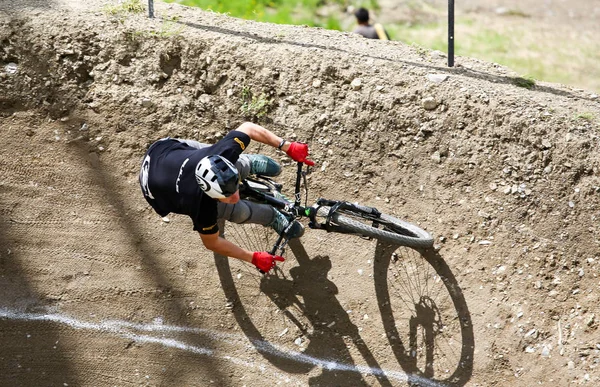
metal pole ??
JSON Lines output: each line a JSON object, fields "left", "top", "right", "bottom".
{"left": 448, "top": 0, "right": 454, "bottom": 67}
{"left": 148, "top": 0, "right": 154, "bottom": 18}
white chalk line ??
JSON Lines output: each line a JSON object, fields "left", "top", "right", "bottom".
{"left": 0, "top": 308, "right": 445, "bottom": 387}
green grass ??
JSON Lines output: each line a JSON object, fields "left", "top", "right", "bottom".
{"left": 167, "top": 0, "right": 347, "bottom": 29}
{"left": 575, "top": 112, "right": 595, "bottom": 121}
{"left": 104, "top": 0, "right": 145, "bottom": 15}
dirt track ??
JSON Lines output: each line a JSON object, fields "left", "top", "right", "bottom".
{"left": 1, "top": 1, "right": 600, "bottom": 386}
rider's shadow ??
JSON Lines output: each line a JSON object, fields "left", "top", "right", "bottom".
{"left": 261, "top": 256, "right": 369, "bottom": 385}
{"left": 259, "top": 239, "right": 394, "bottom": 387}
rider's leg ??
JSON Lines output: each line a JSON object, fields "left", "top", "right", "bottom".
{"left": 217, "top": 200, "right": 304, "bottom": 238}
{"left": 217, "top": 200, "right": 273, "bottom": 226}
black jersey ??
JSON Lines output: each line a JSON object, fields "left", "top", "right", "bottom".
{"left": 139, "top": 130, "right": 251, "bottom": 234}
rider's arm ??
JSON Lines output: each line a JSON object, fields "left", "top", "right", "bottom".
{"left": 199, "top": 231, "right": 253, "bottom": 263}
{"left": 236, "top": 122, "right": 314, "bottom": 165}
{"left": 236, "top": 122, "right": 291, "bottom": 152}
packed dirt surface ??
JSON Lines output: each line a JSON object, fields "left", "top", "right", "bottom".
{"left": 1, "top": 1, "right": 600, "bottom": 386}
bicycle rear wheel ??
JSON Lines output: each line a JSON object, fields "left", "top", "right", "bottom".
{"left": 322, "top": 204, "right": 434, "bottom": 248}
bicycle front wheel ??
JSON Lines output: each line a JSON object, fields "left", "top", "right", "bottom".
{"left": 325, "top": 204, "right": 434, "bottom": 249}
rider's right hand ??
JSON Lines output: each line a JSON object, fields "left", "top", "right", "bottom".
{"left": 286, "top": 142, "right": 315, "bottom": 166}
{"left": 252, "top": 251, "right": 285, "bottom": 273}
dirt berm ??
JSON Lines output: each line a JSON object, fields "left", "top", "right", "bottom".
{"left": 1, "top": 1, "right": 599, "bottom": 386}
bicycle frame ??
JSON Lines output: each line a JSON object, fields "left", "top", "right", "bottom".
{"left": 239, "top": 162, "right": 385, "bottom": 256}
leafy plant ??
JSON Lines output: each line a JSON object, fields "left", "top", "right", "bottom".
{"left": 104, "top": 0, "right": 145, "bottom": 15}
{"left": 575, "top": 112, "right": 595, "bottom": 121}
{"left": 513, "top": 76, "right": 536, "bottom": 89}
{"left": 240, "top": 86, "right": 272, "bottom": 118}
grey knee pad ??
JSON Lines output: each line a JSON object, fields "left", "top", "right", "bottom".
{"left": 236, "top": 154, "right": 252, "bottom": 180}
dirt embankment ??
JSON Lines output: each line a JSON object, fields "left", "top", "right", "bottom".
{"left": 1, "top": 1, "right": 600, "bottom": 386}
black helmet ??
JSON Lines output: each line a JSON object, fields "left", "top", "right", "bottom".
{"left": 195, "top": 155, "right": 240, "bottom": 199}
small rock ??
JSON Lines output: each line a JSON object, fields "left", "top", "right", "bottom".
{"left": 541, "top": 345, "right": 551, "bottom": 357}
{"left": 5, "top": 62, "right": 18, "bottom": 75}
{"left": 495, "top": 7, "right": 509, "bottom": 15}
{"left": 585, "top": 314, "right": 595, "bottom": 327}
{"left": 524, "top": 329, "right": 537, "bottom": 338}
{"left": 422, "top": 97, "right": 439, "bottom": 110}
{"left": 312, "top": 79, "right": 322, "bottom": 88}
{"left": 350, "top": 78, "right": 362, "bottom": 90}
{"left": 426, "top": 73, "right": 449, "bottom": 83}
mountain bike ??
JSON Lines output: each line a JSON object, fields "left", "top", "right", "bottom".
{"left": 212, "top": 162, "right": 476, "bottom": 385}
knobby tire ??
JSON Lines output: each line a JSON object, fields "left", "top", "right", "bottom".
{"left": 327, "top": 206, "right": 434, "bottom": 248}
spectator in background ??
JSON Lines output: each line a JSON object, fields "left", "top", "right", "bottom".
{"left": 353, "top": 7, "right": 390, "bottom": 40}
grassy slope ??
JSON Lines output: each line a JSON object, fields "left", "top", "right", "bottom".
{"left": 164, "top": 0, "right": 599, "bottom": 92}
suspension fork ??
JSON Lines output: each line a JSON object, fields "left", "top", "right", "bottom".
{"left": 294, "top": 161, "right": 303, "bottom": 207}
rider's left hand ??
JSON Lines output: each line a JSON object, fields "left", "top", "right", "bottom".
{"left": 286, "top": 142, "right": 315, "bottom": 166}
{"left": 252, "top": 251, "right": 285, "bottom": 273}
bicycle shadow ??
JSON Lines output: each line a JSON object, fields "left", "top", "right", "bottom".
{"left": 215, "top": 238, "right": 393, "bottom": 386}
{"left": 372, "top": 242, "right": 475, "bottom": 386}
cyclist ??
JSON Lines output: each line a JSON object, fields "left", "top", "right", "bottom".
{"left": 139, "top": 122, "right": 314, "bottom": 273}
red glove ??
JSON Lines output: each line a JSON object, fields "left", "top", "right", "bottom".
{"left": 286, "top": 142, "right": 315, "bottom": 166}
{"left": 252, "top": 251, "right": 285, "bottom": 273}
